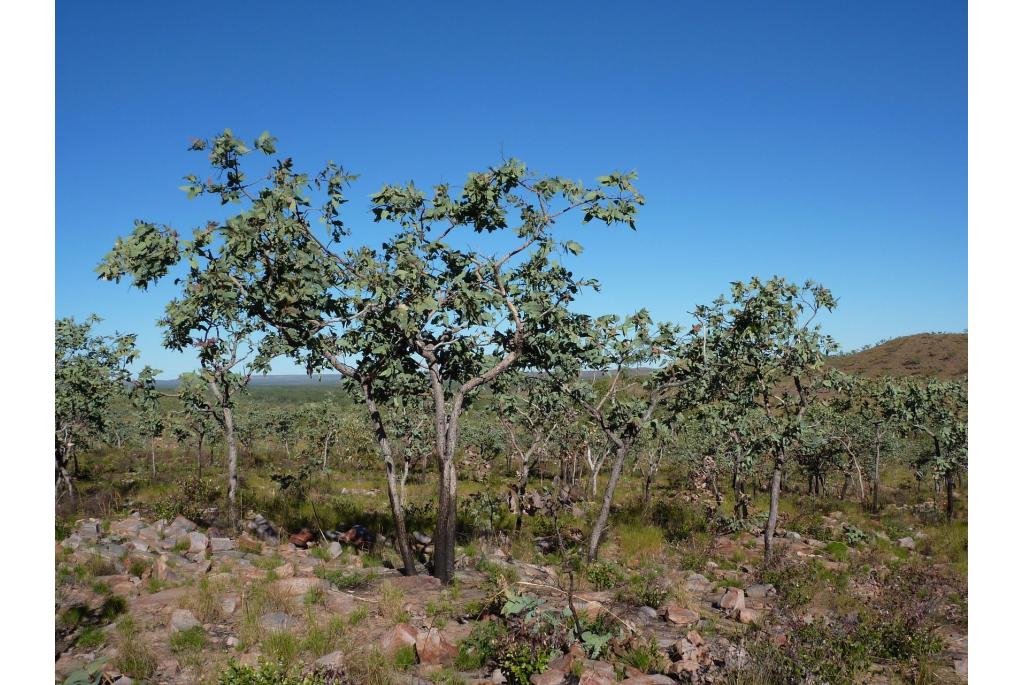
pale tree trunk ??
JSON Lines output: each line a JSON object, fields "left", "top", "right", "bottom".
{"left": 364, "top": 391, "right": 417, "bottom": 575}
{"left": 224, "top": 406, "right": 239, "bottom": 530}
{"left": 150, "top": 439, "right": 156, "bottom": 478}
{"left": 763, "top": 463, "right": 783, "bottom": 564}
{"left": 588, "top": 441, "right": 628, "bottom": 562}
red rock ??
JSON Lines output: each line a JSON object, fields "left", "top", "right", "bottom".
{"left": 383, "top": 623, "right": 418, "bottom": 655}
{"left": 717, "top": 587, "right": 745, "bottom": 611}
{"left": 621, "top": 675, "right": 674, "bottom": 685}
{"left": 289, "top": 529, "right": 315, "bottom": 548}
{"left": 388, "top": 575, "right": 442, "bottom": 592}
{"left": 416, "top": 628, "right": 458, "bottom": 666}
{"left": 738, "top": 608, "right": 759, "bottom": 624}
{"left": 530, "top": 669, "right": 567, "bottom": 685}
{"left": 664, "top": 604, "right": 700, "bottom": 625}
{"left": 577, "top": 671, "right": 615, "bottom": 685}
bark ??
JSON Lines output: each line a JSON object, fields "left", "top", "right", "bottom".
{"left": 763, "top": 464, "right": 783, "bottom": 564}
{"left": 872, "top": 439, "right": 881, "bottom": 513}
{"left": 224, "top": 406, "right": 239, "bottom": 530}
{"left": 945, "top": 470, "right": 955, "bottom": 522}
{"left": 150, "top": 439, "right": 156, "bottom": 478}
{"left": 363, "top": 391, "right": 417, "bottom": 575}
{"left": 840, "top": 473, "right": 851, "bottom": 500}
{"left": 587, "top": 441, "right": 628, "bottom": 562}
{"left": 514, "top": 462, "right": 530, "bottom": 532}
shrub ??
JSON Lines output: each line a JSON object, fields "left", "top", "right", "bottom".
{"left": 585, "top": 560, "right": 626, "bottom": 590}
{"left": 456, "top": 620, "right": 507, "bottom": 670}
{"left": 315, "top": 567, "right": 376, "bottom": 590}
{"left": 99, "top": 595, "right": 128, "bottom": 622}
{"left": 616, "top": 569, "right": 669, "bottom": 608}
{"left": 499, "top": 643, "right": 551, "bottom": 685}
{"left": 76, "top": 626, "right": 106, "bottom": 649}
{"left": 217, "top": 660, "right": 326, "bottom": 685}
{"left": 114, "top": 617, "right": 156, "bottom": 680}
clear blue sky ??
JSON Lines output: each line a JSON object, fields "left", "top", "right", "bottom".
{"left": 56, "top": 1, "right": 966, "bottom": 379}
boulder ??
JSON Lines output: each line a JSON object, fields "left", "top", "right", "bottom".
{"left": 327, "top": 541, "right": 344, "bottom": 559}
{"left": 210, "top": 538, "right": 236, "bottom": 552}
{"left": 272, "top": 576, "right": 328, "bottom": 597}
{"left": 382, "top": 623, "right": 418, "bottom": 655}
{"left": 577, "top": 668, "right": 615, "bottom": 685}
{"left": 187, "top": 531, "right": 209, "bottom": 555}
{"left": 738, "top": 608, "right": 760, "bottom": 624}
{"left": 744, "top": 584, "right": 775, "bottom": 599}
{"left": 620, "top": 676, "right": 674, "bottom": 685}
{"left": 717, "top": 587, "right": 745, "bottom": 611}
{"left": 897, "top": 537, "right": 916, "bottom": 550}
{"left": 416, "top": 628, "right": 458, "bottom": 666}
{"left": 663, "top": 604, "right": 699, "bottom": 626}
{"left": 169, "top": 609, "right": 200, "bottom": 632}
{"left": 530, "top": 669, "right": 566, "bottom": 685}
{"left": 389, "top": 574, "right": 442, "bottom": 592}
{"left": 260, "top": 612, "right": 298, "bottom": 631}
{"left": 221, "top": 597, "right": 238, "bottom": 615}
{"left": 314, "top": 651, "right": 345, "bottom": 670}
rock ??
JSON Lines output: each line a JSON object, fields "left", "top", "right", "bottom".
{"left": 416, "top": 628, "right": 458, "bottom": 666}
{"left": 171, "top": 516, "right": 197, "bottom": 532}
{"left": 637, "top": 606, "right": 659, "bottom": 620}
{"left": 260, "top": 612, "right": 298, "bottom": 631}
{"left": 169, "top": 609, "right": 200, "bottom": 632}
{"left": 577, "top": 668, "right": 615, "bottom": 685}
{"left": 621, "top": 676, "right": 674, "bottom": 685}
{"left": 187, "top": 531, "right": 209, "bottom": 555}
{"left": 664, "top": 604, "right": 700, "bottom": 626}
{"left": 738, "top": 608, "right": 759, "bottom": 624}
{"left": 272, "top": 576, "right": 328, "bottom": 597}
{"left": 530, "top": 669, "right": 567, "bottom": 685}
{"left": 382, "top": 623, "right": 418, "bottom": 655}
{"left": 221, "top": 597, "right": 238, "bottom": 615}
{"left": 717, "top": 587, "right": 745, "bottom": 611}
{"left": 898, "top": 536, "right": 916, "bottom": 550}
{"left": 77, "top": 520, "right": 101, "bottom": 539}
{"left": 548, "top": 644, "right": 585, "bottom": 672}
{"left": 112, "top": 677, "right": 135, "bottom": 685}
{"left": 785, "top": 531, "right": 801, "bottom": 540}
{"left": 954, "top": 658, "right": 967, "bottom": 676}
{"left": 492, "top": 668, "right": 507, "bottom": 684}
{"left": 667, "top": 660, "right": 701, "bottom": 677}
{"left": 744, "top": 584, "right": 775, "bottom": 599}
{"left": 314, "top": 650, "right": 345, "bottom": 670}
{"left": 210, "top": 537, "right": 236, "bottom": 552}
{"left": 389, "top": 574, "right": 442, "bottom": 592}
{"left": 327, "top": 541, "right": 344, "bottom": 559}
{"left": 273, "top": 562, "right": 295, "bottom": 578}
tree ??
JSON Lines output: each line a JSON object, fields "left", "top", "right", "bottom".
{"left": 492, "top": 371, "right": 567, "bottom": 532}
{"left": 55, "top": 316, "right": 142, "bottom": 501}
{"left": 698, "top": 277, "right": 837, "bottom": 563}
{"left": 97, "top": 129, "right": 643, "bottom": 582}
{"left": 130, "top": 366, "right": 164, "bottom": 479}
{"left": 538, "top": 310, "right": 700, "bottom": 561}
{"left": 892, "top": 379, "right": 967, "bottom": 521}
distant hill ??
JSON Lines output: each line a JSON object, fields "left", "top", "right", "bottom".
{"left": 828, "top": 333, "right": 967, "bottom": 380}
{"left": 154, "top": 374, "right": 344, "bottom": 390}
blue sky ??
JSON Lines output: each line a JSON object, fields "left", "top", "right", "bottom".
{"left": 56, "top": 1, "right": 966, "bottom": 379}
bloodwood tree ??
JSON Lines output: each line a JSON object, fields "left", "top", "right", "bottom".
{"left": 98, "top": 129, "right": 643, "bottom": 583}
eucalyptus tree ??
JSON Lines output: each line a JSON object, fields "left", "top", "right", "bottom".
{"left": 55, "top": 316, "right": 143, "bottom": 500}
{"left": 893, "top": 379, "right": 967, "bottom": 521}
{"left": 492, "top": 371, "right": 570, "bottom": 531}
{"left": 131, "top": 366, "right": 164, "bottom": 478}
{"left": 98, "top": 129, "right": 643, "bottom": 582}
{"left": 170, "top": 401, "right": 217, "bottom": 477}
{"left": 537, "top": 310, "right": 702, "bottom": 561}
{"left": 698, "top": 277, "right": 837, "bottom": 562}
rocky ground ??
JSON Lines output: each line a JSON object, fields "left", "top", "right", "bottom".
{"left": 55, "top": 511, "right": 967, "bottom": 685}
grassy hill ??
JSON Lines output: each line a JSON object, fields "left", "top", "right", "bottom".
{"left": 828, "top": 333, "right": 967, "bottom": 379}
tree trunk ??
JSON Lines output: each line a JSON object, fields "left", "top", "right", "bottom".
{"left": 840, "top": 472, "right": 851, "bottom": 500}
{"left": 763, "top": 464, "right": 783, "bottom": 564}
{"left": 588, "top": 442, "right": 628, "bottom": 562}
{"left": 363, "top": 392, "right": 417, "bottom": 575}
{"left": 872, "top": 438, "right": 881, "bottom": 513}
{"left": 945, "top": 470, "right": 955, "bottom": 522}
{"left": 514, "top": 460, "right": 530, "bottom": 533}
{"left": 224, "top": 407, "right": 239, "bottom": 530}
{"left": 150, "top": 439, "right": 156, "bottom": 478}
{"left": 434, "top": 455, "right": 458, "bottom": 583}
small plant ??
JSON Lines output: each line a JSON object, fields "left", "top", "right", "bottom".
{"left": 217, "top": 660, "right": 326, "bottom": 685}
{"left": 616, "top": 523, "right": 664, "bottom": 563}
{"left": 348, "top": 605, "right": 369, "bottom": 626}
{"left": 304, "top": 587, "right": 326, "bottom": 606}
{"left": 128, "top": 558, "right": 150, "bottom": 578}
{"left": 262, "top": 630, "right": 300, "bottom": 667}
{"left": 91, "top": 581, "right": 111, "bottom": 595}
{"left": 824, "top": 541, "right": 850, "bottom": 561}
{"left": 615, "top": 569, "right": 669, "bottom": 608}
{"left": 499, "top": 643, "right": 550, "bottom": 685}
{"left": 170, "top": 626, "right": 207, "bottom": 653}
{"left": 184, "top": 577, "right": 224, "bottom": 622}
{"left": 456, "top": 620, "right": 507, "bottom": 670}
{"left": 172, "top": 538, "right": 191, "bottom": 554}
{"left": 315, "top": 566, "right": 376, "bottom": 590}
{"left": 393, "top": 644, "right": 417, "bottom": 669}
{"left": 619, "top": 636, "right": 665, "bottom": 674}
{"left": 378, "top": 582, "right": 410, "bottom": 624}
{"left": 843, "top": 524, "right": 869, "bottom": 546}
{"left": 585, "top": 560, "right": 626, "bottom": 590}
{"left": 62, "top": 656, "right": 109, "bottom": 685}
{"left": 75, "top": 626, "right": 106, "bottom": 649}
{"left": 99, "top": 595, "right": 128, "bottom": 622}
{"left": 114, "top": 617, "right": 157, "bottom": 680}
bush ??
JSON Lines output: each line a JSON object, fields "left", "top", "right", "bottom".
{"left": 499, "top": 643, "right": 551, "bottom": 685}
{"left": 456, "top": 620, "right": 507, "bottom": 670}
{"left": 585, "top": 560, "right": 626, "bottom": 590}
{"left": 217, "top": 660, "right": 326, "bottom": 685}
{"left": 615, "top": 569, "right": 669, "bottom": 608}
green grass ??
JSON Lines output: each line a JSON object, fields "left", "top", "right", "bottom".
{"left": 262, "top": 631, "right": 300, "bottom": 667}
{"left": 76, "top": 626, "right": 106, "bottom": 649}
{"left": 114, "top": 617, "right": 157, "bottom": 680}
{"left": 616, "top": 523, "right": 664, "bottom": 564}
{"left": 170, "top": 626, "right": 207, "bottom": 653}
